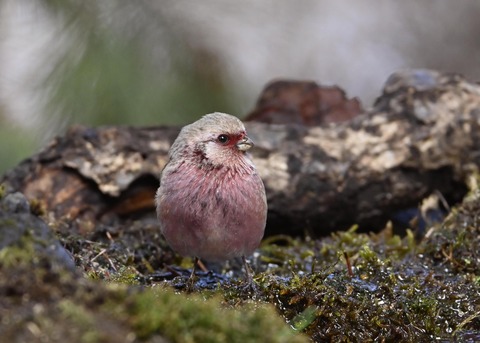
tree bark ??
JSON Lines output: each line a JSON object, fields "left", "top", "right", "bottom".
{"left": 2, "top": 69, "right": 479, "bottom": 235}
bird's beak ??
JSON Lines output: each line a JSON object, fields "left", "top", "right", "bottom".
{"left": 236, "top": 136, "right": 254, "bottom": 151}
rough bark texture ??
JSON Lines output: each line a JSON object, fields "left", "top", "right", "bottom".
{"left": 244, "top": 80, "right": 362, "bottom": 125}
{"left": 2, "top": 69, "right": 478, "bottom": 235}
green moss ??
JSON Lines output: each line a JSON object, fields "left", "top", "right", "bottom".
{"left": 48, "top": 195, "right": 480, "bottom": 342}
{"left": 358, "top": 245, "right": 381, "bottom": 265}
{"left": 29, "top": 198, "right": 46, "bottom": 216}
{"left": 0, "top": 235, "right": 36, "bottom": 267}
{"left": 121, "top": 288, "right": 307, "bottom": 343}
{"left": 289, "top": 305, "right": 317, "bottom": 332}
{"left": 4, "top": 180, "right": 480, "bottom": 342}
{"left": 58, "top": 300, "right": 101, "bottom": 343}
{"left": 418, "top": 192, "right": 480, "bottom": 274}
{"left": 107, "top": 266, "right": 139, "bottom": 285}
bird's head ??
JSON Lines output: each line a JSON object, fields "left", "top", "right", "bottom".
{"left": 170, "top": 112, "right": 255, "bottom": 169}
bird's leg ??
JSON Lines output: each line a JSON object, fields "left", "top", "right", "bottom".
{"left": 241, "top": 256, "right": 260, "bottom": 294}
{"left": 196, "top": 258, "right": 208, "bottom": 273}
{"left": 186, "top": 257, "right": 199, "bottom": 291}
{"left": 242, "top": 255, "right": 254, "bottom": 285}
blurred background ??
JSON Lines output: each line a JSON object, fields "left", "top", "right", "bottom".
{"left": 1, "top": 0, "right": 480, "bottom": 174}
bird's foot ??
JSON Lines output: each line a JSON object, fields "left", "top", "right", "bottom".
{"left": 241, "top": 256, "right": 260, "bottom": 295}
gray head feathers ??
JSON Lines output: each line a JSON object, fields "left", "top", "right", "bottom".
{"left": 169, "top": 112, "right": 246, "bottom": 160}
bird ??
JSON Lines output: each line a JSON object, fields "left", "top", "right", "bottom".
{"left": 155, "top": 112, "right": 267, "bottom": 286}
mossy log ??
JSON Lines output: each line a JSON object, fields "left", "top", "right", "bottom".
{"left": 2, "top": 69, "right": 479, "bottom": 235}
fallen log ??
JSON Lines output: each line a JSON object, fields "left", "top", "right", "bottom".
{"left": 2, "top": 69, "right": 478, "bottom": 235}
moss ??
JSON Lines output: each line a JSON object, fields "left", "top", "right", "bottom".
{"left": 0, "top": 232, "right": 37, "bottom": 267}
{"left": 214, "top": 205, "right": 480, "bottom": 342}
{"left": 3, "top": 184, "right": 480, "bottom": 342}
{"left": 52, "top": 200, "right": 479, "bottom": 342}
{"left": 0, "top": 241, "right": 36, "bottom": 267}
{"left": 58, "top": 300, "right": 102, "bottom": 343}
{"left": 289, "top": 305, "right": 317, "bottom": 331}
{"left": 118, "top": 288, "right": 307, "bottom": 343}
{"left": 106, "top": 266, "right": 140, "bottom": 285}
{"left": 418, "top": 191, "right": 480, "bottom": 274}
{"left": 0, "top": 213, "right": 307, "bottom": 342}
{"left": 29, "top": 198, "right": 46, "bottom": 217}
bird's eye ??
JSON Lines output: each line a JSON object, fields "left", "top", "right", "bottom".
{"left": 217, "top": 134, "right": 229, "bottom": 144}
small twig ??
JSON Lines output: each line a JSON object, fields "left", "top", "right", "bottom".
{"left": 103, "top": 252, "right": 117, "bottom": 271}
{"left": 106, "top": 231, "right": 114, "bottom": 242}
{"left": 344, "top": 251, "right": 354, "bottom": 278}
{"left": 196, "top": 258, "right": 208, "bottom": 273}
{"left": 91, "top": 248, "right": 117, "bottom": 271}
{"left": 163, "top": 264, "right": 182, "bottom": 277}
{"left": 91, "top": 248, "right": 107, "bottom": 262}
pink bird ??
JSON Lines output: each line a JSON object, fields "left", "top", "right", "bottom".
{"left": 156, "top": 112, "right": 267, "bottom": 284}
